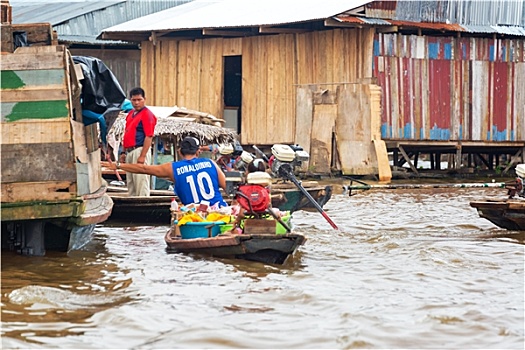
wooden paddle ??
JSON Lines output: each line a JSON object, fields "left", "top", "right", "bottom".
{"left": 284, "top": 171, "right": 339, "bottom": 230}
{"left": 253, "top": 145, "right": 338, "bottom": 230}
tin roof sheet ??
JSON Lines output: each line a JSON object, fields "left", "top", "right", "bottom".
{"left": 10, "top": 0, "right": 192, "bottom": 45}
{"left": 11, "top": 0, "right": 125, "bottom": 25}
{"left": 58, "top": 34, "right": 127, "bottom": 45}
{"left": 102, "top": 0, "right": 371, "bottom": 34}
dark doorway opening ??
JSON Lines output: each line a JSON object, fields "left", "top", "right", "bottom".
{"left": 223, "top": 55, "right": 242, "bottom": 133}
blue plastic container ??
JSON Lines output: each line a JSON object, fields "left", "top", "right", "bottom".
{"left": 174, "top": 221, "right": 225, "bottom": 239}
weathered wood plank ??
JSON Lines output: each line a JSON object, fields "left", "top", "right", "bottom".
{"left": 267, "top": 35, "right": 279, "bottom": 143}
{"left": 1, "top": 181, "right": 75, "bottom": 203}
{"left": 1, "top": 24, "right": 55, "bottom": 53}
{"left": 157, "top": 41, "right": 170, "bottom": 106}
{"left": 1, "top": 86, "right": 67, "bottom": 103}
{"left": 1, "top": 119, "right": 71, "bottom": 144}
{"left": 200, "top": 38, "right": 222, "bottom": 118}
{"left": 373, "top": 139, "right": 392, "bottom": 182}
{"left": 284, "top": 34, "right": 296, "bottom": 141}
{"left": 167, "top": 40, "right": 178, "bottom": 109}
{"left": 311, "top": 104, "right": 336, "bottom": 174}
{"left": 255, "top": 36, "right": 268, "bottom": 145}
{"left": 0, "top": 52, "right": 65, "bottom": 71}
{"left": 140, "top": 41, "right": 155, "bottom": 102}
{"left": 336, "top": 84, "right": 377, "bottom": 175}
{"left": 313, "top": 90, "right": 337, "bottom": 104}
{"left": 295, "top": 86, "right": 314, "bottom": 157}
{"left": 223, "top": 37, "right": 242, "bottom": 56}
{"left": 1, "top": 142, "right": 76, "bottom": 183}
{"left": 369, "top": 84, "right": 382, "bottom": 140}
{"left": 70, "top": 119, "right": 89, "bottom": 162}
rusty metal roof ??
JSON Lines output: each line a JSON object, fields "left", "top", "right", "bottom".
{"left": 364, "top": 0, "right": 525, "bottom": 26}
{"left": 336, "top": 15, "right": 525, "bottom": 36}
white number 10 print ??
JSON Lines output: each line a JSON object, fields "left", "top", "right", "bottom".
{"left": 185, "top": 172, "right": 215, "bottom": 203}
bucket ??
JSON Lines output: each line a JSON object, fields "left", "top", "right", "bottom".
{"left": 174, "top": 221, "right": 225, "bottom": 239}
{"left": 275, "top": 214, "right": 292, "bottom": 235}
{"left": 220, "top": 223, "right": 234, "bottom": 233}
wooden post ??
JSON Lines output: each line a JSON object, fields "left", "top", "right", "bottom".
{"left": 399, "top": 145, "right": 419, "bottom": 175}
{"left": 456, "top": 146, "right": 462, "bottom": 170}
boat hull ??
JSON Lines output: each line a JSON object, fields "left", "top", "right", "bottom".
{"left": 165, "top": 226, "right": 306, "bottom": 265}
{"left": 1, "top": 189, "right": 113, "bottom": 255}
{"left": 108, "top": 194, "right": 175, "bottom": 224}
{"left": 106, "top": 184, "right": 332, "bottom": 225}
{"left": 470, "top": 200, "right": 525, "bottom": 231}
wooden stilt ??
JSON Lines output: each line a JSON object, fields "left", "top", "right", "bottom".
{"left": 399, "top": 145, "right": 419, "bottom": 175}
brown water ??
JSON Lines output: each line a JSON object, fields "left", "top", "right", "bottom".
{"left": 1, "top": 187, "right": 524, "bottom": 349}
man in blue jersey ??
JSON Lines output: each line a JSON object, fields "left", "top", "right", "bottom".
{"left": 102, "top": 136, "right": 227, "bottom": 207}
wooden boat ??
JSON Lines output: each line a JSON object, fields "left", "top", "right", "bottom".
{"left": 106, "top": 186, "right": 175, "bottom": 224}
{"left": 105, "top": 181, "right": 332, "bottom": 224}
{"left": 470, "top": 199, "right": 525, "bottom": 231}
{"left": 1, "top": 43, "right": 114, "bottom": 255}
{"left": 164, "top": 222, "right": 306, "bottom": 265}
{"left": 269, "top": 181, "right": 332, "bottom": 212}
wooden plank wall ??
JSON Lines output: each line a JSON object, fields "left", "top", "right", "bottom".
{"left": 374, "top": 33, "right": 525, "bottom": 142}
{"left": 295, "top": 83, "right": 382, "bottom": 175}
{"left": 242, "top": 34, "right": 296, "bottom": 144}
{"left": 140, "top": 28, "right": 375, "bottom": 146}
{"left": 336, "top": 84, "right": 382, "bottom": 175}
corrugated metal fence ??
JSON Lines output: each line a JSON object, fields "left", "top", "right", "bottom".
{"left": 374, "top": 33, "right": 525, "bottom": 142}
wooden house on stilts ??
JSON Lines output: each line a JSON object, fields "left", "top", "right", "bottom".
{"left": 100, "top": 0, "right": 525, "bottom": 179}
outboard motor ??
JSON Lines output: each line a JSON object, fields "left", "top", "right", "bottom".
{"left": 515, "top": 164, "right": 525, "bottom": 198}
{"left": 224, "top": 171, "right": 244, "bottom": 197}
{"left": 507, "top": 164, "right": 525, "bottom": 199}
{"left": 269, "top": 144, "right": 310, "bottom": 179}
{"left": 236, "top": 172, "right": 272, "bottom": 215}
{"left": 217, "top": 141, "right": 245, "bottom": 172}
{"left": 233, "top": 151, "right": 254, "bottom": 172}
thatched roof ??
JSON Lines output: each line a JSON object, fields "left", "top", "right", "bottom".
{"left": 108, "top": 106, "right": 238, "bottom": 145}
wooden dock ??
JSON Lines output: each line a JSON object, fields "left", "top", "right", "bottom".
{"left": 385, "top": 140, "right": 525, "bottom": 176}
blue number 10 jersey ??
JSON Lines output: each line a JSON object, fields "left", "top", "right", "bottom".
{"left": 172, "top": 158, "right": 227, "bottom": 207}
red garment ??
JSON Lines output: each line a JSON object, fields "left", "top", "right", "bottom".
{"left": 123, "top": 107, "right": 157, "bottom": 148}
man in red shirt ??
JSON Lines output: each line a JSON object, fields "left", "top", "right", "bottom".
{"left": 122, "top": 87, "right": 157, "bottom": 196}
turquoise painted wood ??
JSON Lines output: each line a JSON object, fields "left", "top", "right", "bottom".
{"left": 0, "top": 69, "right": 65, "bottom": 89}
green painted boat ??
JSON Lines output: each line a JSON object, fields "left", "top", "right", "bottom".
{"left": 1, "top": 45, "right": 114, "bottom": 255}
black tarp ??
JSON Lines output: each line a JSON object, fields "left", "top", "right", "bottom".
{"left": 72, "top": 56, "right": 126, "bottom": 144}
{"left": 73, "top": 56, "right": 125, "bottom": 114}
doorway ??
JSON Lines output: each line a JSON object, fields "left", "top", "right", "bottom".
{"left": 223, "top": 55, "right": 242, "bottom": 133}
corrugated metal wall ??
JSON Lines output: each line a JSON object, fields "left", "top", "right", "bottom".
{"left": 367, "top": 0, "right": 525, "bottom": 26}
{"left": 140, "top": 28, "right": 375, "bottom": 145}
{"left": 374, "top": 33, "right": 525, "bottom": 141}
